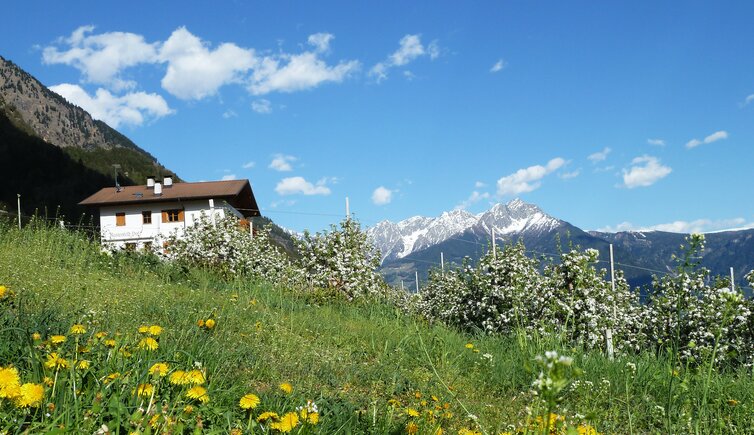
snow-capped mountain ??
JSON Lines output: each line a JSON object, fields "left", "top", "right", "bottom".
{"left": 367, "top": 198, "right": 562, "bottom": 263}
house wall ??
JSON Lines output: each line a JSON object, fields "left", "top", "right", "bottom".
{"left": 99, "top": 199, "right": 239, "bottom": 250}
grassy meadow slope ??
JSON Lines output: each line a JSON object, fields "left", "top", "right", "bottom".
{"left": 1, "top": 221, "right": 753, "bottom": 434}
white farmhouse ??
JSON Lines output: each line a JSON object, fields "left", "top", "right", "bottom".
{"left": 79, "top": 176, "right": 260, "bottom": 250}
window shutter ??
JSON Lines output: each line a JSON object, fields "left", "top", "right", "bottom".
{"left": 162, "top": 211, "right": 168, "bottom": 223}
{"left": 178, "top": 210, "right": 184, "bottom": 222}
{"left": 116, "top": 212, "right": 126, "bottom": 226}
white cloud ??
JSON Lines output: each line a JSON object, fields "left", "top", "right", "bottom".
{"left": 275, "top": 176, "right": 331, "bottom": 196}
{"left": 559, "top": 170, "right": 581, "bottom": 180}
{"left": 251, "top": 99, "right": 272, "bottom": 114}
{"left": 744, "top": 94, "right": 754, "bottom": 106}
{"left": 221, "top": 174, "right": 237, "bottom": 181}
{"left": 44, "top": 26, "right": 359, "bottom": 101}
{"left": 248, "top": 51, "right": 359, "bottom": 95}
{"left": 621, "top": 155, "right": 671, "bottom": 188}
{"left": 427, "top": 40, "right": 440, "bottom": 60}
{"left": 496, "top": 157, "right": 565, "bottom": 197}
{"left": 647, "top": 138, "right": 665, "bottom": 146}
{"left": 371, "top": 186, "right": 393, "bottom": 205}
{"left": 242, "top": 161, "right": 255, "bottom": 169}
{"left": 158, "top": 27, "right": 256, "bottom": 100}
{"left": 307, "top": 33, "right": 334, "bottom": 53}
{"left": 222, "top": 109, "right": 237, "bottom": 119}
{"left": 685, "top": 130, "right": 728, "bottom": 149}
{"left": 370, "top": 34, "right": 437, "bottom": 82}
{"left": 474, "top": 181, "right": 487, "bottom": 188}
{"left": 455, "top": 191, "right": 490, "bottom": 210}
{"left": 42, "top": 25, "right": 158, "bottom": 90}
{"left": 587, "top": 147, "right": 611, "bottom": 163}
{"left": 49, "top": 83, "right": 173, "bottom": 128}
{"left": 490, "top": 59, "right": 506, "bottom": 73}
{"left": 268, "top": 154, "right": 296, "bottom": 172}
{"left": 598, "top": 218, "right": 754, "bottom": 234}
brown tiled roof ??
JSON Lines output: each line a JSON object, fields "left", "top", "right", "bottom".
{"left": 78, "top": 179, "right": 260, "bottom": 217}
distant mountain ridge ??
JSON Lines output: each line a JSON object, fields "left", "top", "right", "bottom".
{"left": 0, "top": 55, "right": 177, "bottom": 219}
{"left": 367, "top": 199, "right": 561, "bottom": 263}
{"left": 369, "top": 200, "right": 754, "bottom": 292}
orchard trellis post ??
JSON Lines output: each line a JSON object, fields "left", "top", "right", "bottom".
{"left": 730, "top": 267, "right": 735, "bottom": 291}
{"left": 415, "top": 271, "right": 419, "bottom": 293}
{"left": 441, "top": 252, "right": 445, "bottom": 276}
{"left": 605, "top": 244, "right": 617, "bottom": 359}
{"left": 17, "top": 194, "right": 21, "bottom": 230}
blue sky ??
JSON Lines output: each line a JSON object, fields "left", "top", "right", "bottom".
{"left": 3, "top": 1, "right": 754, "bottom": 233}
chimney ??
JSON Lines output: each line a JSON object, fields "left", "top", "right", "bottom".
{"left": 154, "top": 182, "right": 163, "bottom": 196}
{"left": 147, "top": 176, "right": 155, "bottom": 188}
{"left": 164, "top": 175, "right": 173, "bottom": 187}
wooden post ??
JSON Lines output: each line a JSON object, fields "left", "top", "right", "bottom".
{"left": 415, "top": 271, "right": 419, "bottom": 293}
{"left": 441, "top": 252, "right": 444, "bottom": 276}
{"left": 17, "top": 194, "right": 21, "bottom": 230}
{"left": 345, "top": 197, "right": 350, "bottom": 220}
{"left": 250, "top": 220, "right": 254, "bottom": 240}
{"left": 401, "top": 280, "right": 404, "bottom": 291}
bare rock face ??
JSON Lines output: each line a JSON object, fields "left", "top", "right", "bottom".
{"left": 0, "top": 55, "right": 141, "bottom": 152}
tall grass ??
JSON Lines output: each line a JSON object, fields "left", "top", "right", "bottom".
{"left": 1, "top": 220, "right": 753, "bottom": 433}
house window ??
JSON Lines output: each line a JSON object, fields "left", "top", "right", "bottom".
{"left": 115, "top": 212, "right": 126, "bottom": 226}
{"left": 162, "top": 209, "right": 184, "bottom": 223}
{"left": 124, "top": 243, "right": 136, "bottom": 251}
{"left": 142, "top": 211, "right": 152, "bottom": 224}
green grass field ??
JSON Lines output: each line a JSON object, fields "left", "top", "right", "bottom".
{"left": 1, "top": 221, "right": 753, "bottom": 434}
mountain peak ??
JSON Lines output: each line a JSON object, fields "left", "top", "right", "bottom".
{"left": 367, "top": 200, "right": 562, "bottom": 263}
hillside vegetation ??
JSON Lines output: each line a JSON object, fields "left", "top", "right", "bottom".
{"left": 1, "top": 220, "right": 754, "bottom": 434}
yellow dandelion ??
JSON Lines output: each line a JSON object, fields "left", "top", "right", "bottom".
{"left": 183, "top": 404, "right": 194, "bottom": 414}
{"left": 186, "top": 386, "right": 209, "bottom": 403}
{"left": 70, "top": 324, "right": 86, "bottom": 335}
{"left": 414, "top": 391, "right": 422, "bottom": 399}
{"left": 169, "top": 370, "right": 190, "bottom": 385}
{"left": 205, "top": 319, "right": 216, "bottom": 329}
{"left": 270, "top": 411, "right": 299, "bottom": 433}
{"left": 434, "top": 428, "right": 443, "bottom": 435}
{"left": 138, "top": 337, "right": 158, "bottom": 351}
{"left": 186, "top": 369, "right": 205, "bottom": 385}
{"left": 727, "top": 399, "right": 739, "bottom": 406}
{"left": 44, "top": 353, "right": 68, "bottom": 370}
{"left": 431, "top": 395, "right": 439, "bottom": 402}
{"left": 464, "top": 343, "right": 474, "bottom": 349}
{"left": 43, "top": 376, "right": 53, "bottom": 387}
{"left": 406, "top": 421, "right": 419, "bottom": 434}
{"left": 95, "top": 331, "right": 108, "bottom": 339}
{"left": 148, "top": 413, "right": 161, "bottom": 428}
{"left": 257, "top": 411, "right": 279, "bottom": 423}
{"left": 32, "top": 332, "right": 42, "bottom": 340}
{"left": 0, "top": 366, "right": 21, "bottom": 399}
{"left": 148, "top": 362, "right": 169, "bottom": 377}
{"left": 279, "top": 382, "right": 293, "bottom": 394}
{"left": 76, "top": 360, "right": 90, "bottom": 370}
{"left": 135, "top": 383, "right": 154, "bottom": 397}
{"left": 14, "top": 383, "right": 44, "bottom": 408}
{"left": 148, "top": 325, "right": 163, "bottom": 336}
{"left": 50, "top": 335, "right": 67, "bottom": 345}
{"left": 197, "top": 319, "right": 205, "bottom": 327}
{"left": 104, "top": 339, "right": 116, "bottom": 348}
{"left": 239, "top": 393, "right": 260, "bottom": 410}
{"left": 104, "top": 372, "right": 121, "bottom": 384}
{"left": 0, "top": 285, "right": 6, "bottom": 298}
{"left": 458, "top": 429, "right": 481, "bottom": 435}
{"left": 577, "top": 425, "right": 598, "bottom": 435}
{"left": 229, "top": 429, "right": 242, "bottom": 435}
{"left": 406, "top": 407, "right": 420, "bottom": 418}
{"left": 307, "top": 412, "right": 319, "bottom": 425}
{"left": 138, "top": 325, "right": 149, "bottom": 334}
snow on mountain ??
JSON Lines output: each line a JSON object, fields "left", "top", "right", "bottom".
{"left": 367, "top": 199, "right": 562, "bottom": 263}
